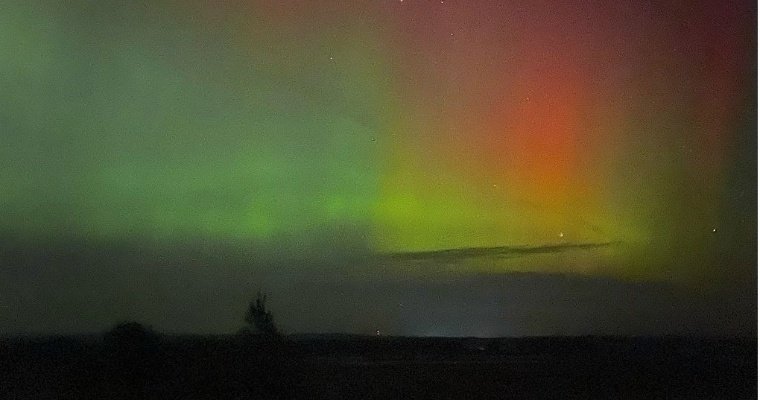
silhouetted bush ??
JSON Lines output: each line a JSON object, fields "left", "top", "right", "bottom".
{"left": 104, "top": 322, "right": 160, "bottom": 347}
{"left": 103, "top": 321, "right": 163, "bottom": 385}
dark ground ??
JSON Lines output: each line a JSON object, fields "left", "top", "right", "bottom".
{"left": 1, "top": 333, "right": 755, "bottom": 399}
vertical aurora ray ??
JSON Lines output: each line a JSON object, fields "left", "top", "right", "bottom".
{"left": 371, "top": 0, "right": 755, "bottom": 283}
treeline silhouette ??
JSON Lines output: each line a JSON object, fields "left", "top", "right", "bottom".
{"left": 1, "top": 293, "right": 304, "bottom": 400}
{"left": 95, "top": 293, "right": 301, "bottom": 399}
{"left": 0, "top": 293, "right": 755, "bottom": 399}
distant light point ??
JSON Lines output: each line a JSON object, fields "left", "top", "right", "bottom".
{"left": 559, "top": 232, "right": 564, "bottom": 238}
{"left": 712, "top": 228, "right": 717, "bottom": 233}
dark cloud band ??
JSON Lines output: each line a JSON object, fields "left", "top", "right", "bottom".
{"left": 385, "top": 242, "right": 621, "bottom": 262}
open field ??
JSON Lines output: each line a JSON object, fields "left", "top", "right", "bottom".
{"left": 1, "top": 334, "right": 755, "bottom": 399}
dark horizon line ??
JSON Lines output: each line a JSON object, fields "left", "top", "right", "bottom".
{"left": 2, "top": 331, "right": 751, "bottom": 341}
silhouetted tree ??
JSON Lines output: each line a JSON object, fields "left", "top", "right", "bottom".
{"left": 244, "top": 292, "right": 279, "bottom": 337}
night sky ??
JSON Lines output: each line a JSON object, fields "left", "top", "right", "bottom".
{"left": 1, "top": 0, "right": 756, "bottom": 336}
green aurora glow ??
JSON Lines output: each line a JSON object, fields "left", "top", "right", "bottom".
{"left": 0, "top": 0, "right": 755, "bottom": 288}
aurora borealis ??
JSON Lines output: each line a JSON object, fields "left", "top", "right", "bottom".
{"left": 0, "top": 0, "right": 755, "bottom": 335}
